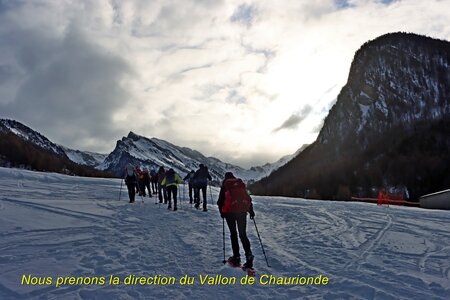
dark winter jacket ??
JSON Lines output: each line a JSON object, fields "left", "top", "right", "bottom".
{"left": 143, "top": 172, "right": 151, "bottom": 184}
{"left": 193, "top": 166, "right": 212, "bottom": 187}
{"left": 183, "top": 171, "right": 195, "bottom": 184}
{"left": 150, "top": 169, "right": 157, "bottom": 182}
{"left": 124, "top": 165, "right": 137, "bottom": 185}
{"left": 125, "top": 174, "right": 136, "bottom": 185}
{"left": 157, "top": 168, "right": 166, "bottom": 184}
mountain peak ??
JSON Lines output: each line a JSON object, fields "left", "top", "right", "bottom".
{"left": 127, "top": 131, "right": 142, "bottom": 140}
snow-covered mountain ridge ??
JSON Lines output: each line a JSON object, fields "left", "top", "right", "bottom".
{"left": 0, "top": 119, "right": 112, "bottom": 177}
{"left": 98, "top": 131, "right": 297, "bottom": 181}
{"left": 0, "top": 119, "right": 67, "bottom": 157}
{"left": 0, "top": 119, "right": 297, "bottom": 181}
{"left": 61, "top": 146, "right": 108, "bottom": 168}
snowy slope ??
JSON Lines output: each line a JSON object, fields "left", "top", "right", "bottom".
{"left": 246, "top": 145, "right": 308, "bottom": 182}
{"left": 61, "top": 146, "right": 107, "bottom": 167}
{"left": 0, "top": 119, "right": 67, "bottom": 157}
{"left": 0, "top": 119, "right": 107, "bottom": 168}
{"left": 1, "top": 167, "right": 449, "bottom": 299}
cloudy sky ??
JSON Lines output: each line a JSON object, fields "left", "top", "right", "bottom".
{"left": 1, "top": 0, "right": 450, "bottom": 168}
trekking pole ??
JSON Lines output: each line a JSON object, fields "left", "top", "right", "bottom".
{"left": 158, "top": 183, "right": 164, "bottom": 208}
{"left": 222, "top": 217, "right": 226, "bottom": 264}
{"left": 140, "top": 185, "right": 145, "bottom": 203}
{"left": 138, "top": 186, "right": 145, "bottom": 203}
{"left": 252, "top": 218, "right": 271, "bottom": 267}
{"left": 179, "top": 185, "right": 182, "bottom": 210}
{"left": 155, "top": 183, "right": 161, "bottom": 208}
{"left": 187, "top": 184, "right": 192, "bottom": 208}
{"left": 183, "top": 183, "right": 186, "bottom": 207}
{"left": 118, "top": 178, "right": 123, "bottom": 201}
{"left": 209, "top": 183, "right": 213, "bottom": 205}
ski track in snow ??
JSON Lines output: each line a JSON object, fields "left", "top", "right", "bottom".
{"left": 0, "top": 168, "right": 450, "bottom": 299}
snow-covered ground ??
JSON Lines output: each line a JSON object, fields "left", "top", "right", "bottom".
{"left": 1, "top": 167, "right": 449, "bottom": 299}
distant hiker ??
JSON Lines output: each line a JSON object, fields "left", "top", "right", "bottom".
{"left": 157, "top": 166, "right": 167, "bottom": 203}
{"left": 124, "top": 164, "right": 137, "bottom": 203}
{"left": 183, "top": 170, "right": 196, "bottom": 204}
{"left": 162, "top": 168, "right": 183, "bottom": 211}
{"left": 217, "top": 172, "right": 255, "bottom": 268}
{"left": 378, "top": 188, "right": 389, "bottom": 206}
{"left": 150, "top": 168, "right": 158, "bottom": 194}
{"left": 142, "top": 168, "right": 152, "bottom": 197}
{"left": 193, "top": 164, "right": 212, "bottom": 211}
{"left": 135, "top": 166, "right": 145, "bottom": 196}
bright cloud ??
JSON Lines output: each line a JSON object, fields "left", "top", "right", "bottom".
{"left": 1, "top": 0, "right": 450, "bottom": 167}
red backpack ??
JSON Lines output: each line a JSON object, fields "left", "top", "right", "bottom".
{"left": 222, "top": 178, "right": 252, "bottom": 213}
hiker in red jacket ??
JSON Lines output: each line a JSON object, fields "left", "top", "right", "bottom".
{"left": 217, "top": 172, "right": 255, "bottom": 268}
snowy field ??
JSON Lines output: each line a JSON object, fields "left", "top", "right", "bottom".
{"left": 1, "top": 167, "right": 449, "bottom": 300}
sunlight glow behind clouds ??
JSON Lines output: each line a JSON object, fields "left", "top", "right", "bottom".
{"left": 1, "top": 0, "right": 450, "bottom": 167}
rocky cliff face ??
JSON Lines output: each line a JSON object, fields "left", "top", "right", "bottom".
{"left": 250, "top": 32, "right": 450, "bottom": 200}
{"left": 319, "top": 32, "right": 450, "bottom": 148}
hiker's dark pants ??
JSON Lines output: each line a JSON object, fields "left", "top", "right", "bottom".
{"left": 158, "top": 183, "right": 167, "bottom": 203}
{"left": 138, "top": 180, "right": 146, "bottom": 196}
{"left": 195, "top": 184, "right": 207, "bottom": 208}
{"left": 151, "top": 180, "right": 157, "bottom": 193}
{"left": 144, "top": 180, "right": 151, "bottom": 197}
{"left": 166, "top": 185, "right": 178, "bottom": 208}
{"left": 225, "top": 213, "right": 252, "bottom": 258}
{"left": 188, "top": 183, "right": 194, "bottom": 202}
{"left": 126, "top": 182, "right": 136, "bottom": 203}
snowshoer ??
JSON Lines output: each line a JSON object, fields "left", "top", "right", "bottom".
{"left": 150, "top": 168, "right": 158, "bottom": 194}
{"left": 142, "top": 168, "right": 152, "bottom": 197}
{"left": 162, "top": 168, "right": 183, "bottom": 211}
{"left": 157, "top": 166, "right": 167, "bottom": 203}
{"left": 193, "top": 164, "right": 212, "bottom": 211}
{"left": 135, "top": 166, "right": 144, "bottom": 195}
{"left": 183, "top": 170, "right": 196, "bottom": 204}
{"left": 217, "top": 172, "right": 255, "bottom": 269}
{"left": 124, "top": 164, "right": 137, "bottom": 203}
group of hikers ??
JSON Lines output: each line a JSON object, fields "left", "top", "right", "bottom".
{"left": 122, "top": 163, "right": 255, "bottom": 269}
{"left": 123, "top": 163, "right": 212, "bottom": 211}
